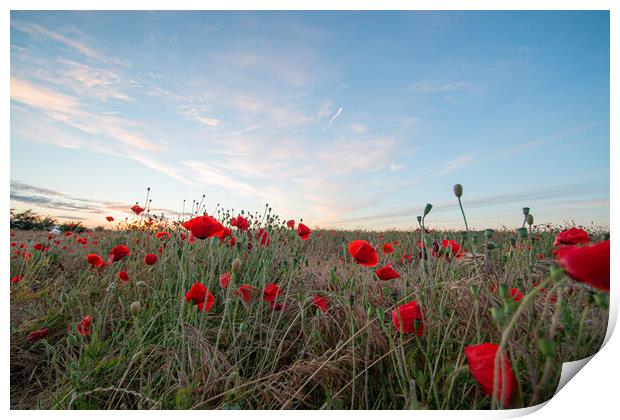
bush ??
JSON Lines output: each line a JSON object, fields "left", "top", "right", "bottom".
{"left": 10, "top": 209, "right": 57, "bottom": 231}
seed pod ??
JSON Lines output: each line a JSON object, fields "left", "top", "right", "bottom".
{"left": 486, "top": 241, "right": 497, "bottom": 250}
{"left": 423, "top": 203, "right": 433, "bottom": 217}
{"left": 526, "top": 214, "right": 534, "bottom": 226}
{"left": 453, "top": 184, "right": 463, "bottom": 198}
{"left": 231, "top": 258, "right": 242, "bottom": 273}
{"left": 130, "top": 301, "right": 141, "bottom": 316}
{"left": 522, "top": 207, "right": 530, "bottom": 216}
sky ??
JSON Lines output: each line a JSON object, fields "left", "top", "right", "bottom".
{"left": 9, "top": 11, "right": 610, "bottom": 230}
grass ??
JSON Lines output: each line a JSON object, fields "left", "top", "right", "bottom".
{"left": 9, "top": 210, "right": 609, "bottom": 410}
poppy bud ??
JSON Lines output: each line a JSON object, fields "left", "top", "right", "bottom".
{"left": 130, "top": 301, "right": 141, "bottom": 315}
{"left": 416, "top": 216, "right": 422, "bottom": 225}
{"left": 499, "top": 284, "right": 509, "bottom": 299}
{"left": 470, "top": 285, "right": 480, "bottom": 297}
{"left": 231, "top": 258, "right": 242, "bottom": 273}
{"left": 486, "top": 241, "right": 497, "bottom": 250}
{"left": 517, "top": 227, "right": 528, "bottom": 239}
{"left": 367, "top": 306, "right": 374, "bottom": 318}
{"left": 423, "top": 203, "right": 433, "bottom": 217}
{"left": 453, "top": 184, "right": 463, "bottom": 198}
{"left": 537, "top": 338, "right": 556, "bottom": 358}
{"left": 491, "top": 307, "right": 504, "bottom": 325}
{"left": 522, "top": 207, "right": 530, "bottom": 216}
{"left": 239, "top": 322, "right": 248, "bottom": 332}
{"left": 526, "top": 214, "right": 534, "bottom": 226}
{"left": 484, "top": 229, "right": 495, "bottom": 239}
{"left": 375, "top": 307, "right": 385, "bottom": 323}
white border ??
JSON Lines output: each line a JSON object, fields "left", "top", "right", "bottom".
{"left": 3, "top": 2, "right": 616, "bottom": 419}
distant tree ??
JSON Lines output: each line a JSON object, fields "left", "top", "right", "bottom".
{"left": 59, "top": 221, "right": 87, "bottom": 233}
{"left": 10, "top": 208, "right": 57, "bottom": 231}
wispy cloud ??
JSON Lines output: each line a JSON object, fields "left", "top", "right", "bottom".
{"left": 408, "top": 81, "right": 478, "bottom": 94}
{"left": 437, "top": 154, "right": 474, "bottom": 175}
{"left": 12, "top": 20, "right": 109, "bottom": 62}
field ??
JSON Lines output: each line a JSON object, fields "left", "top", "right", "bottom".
{"left": 9, "top": 203, "right": 610, "bottom": 410}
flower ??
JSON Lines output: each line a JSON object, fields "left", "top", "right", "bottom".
{"left": 348, "top": 240, "right": 379, "bottom": 267}
{"left": 286, "top": 219, "right": 295, "bottom": 229}
{"left": 86, "top": 253, "right": 105, "bottom": 268}
{"left": 270, "top": 302, "right": 286, "bottom": 311}
{"left": 297, "top": 223, "right": 311, "bottom": 241}
{"left": 231, "top": 215, "right": 250, "bottom": 231}
{"left": 263, "top": 283, "right": 282, "bottom": 302}
{"left": 106, "top": 216, "right": 114, "bottom": 222}
{"left": 235, "top": 284, "right": 254, "bottom": 304}
{"left": 33, "top": 243, "right": 44, "bottom": 251}
{"left": 11, "top": 275, "right": 24, "bottom": 285}
{"left": 382, "top": 243, "right": 394, "bottom": 255}
{"left": 182, "top": 215, "right": 227, "bottom": 240}
{"left": 144, "top": 253, "right": 158, "bottom": 265}
{"left": 553, "top": 228, "right": 590, "bottom": 246}
{"left": 77, "top": 315, "right": 92, "bottom": 336}
{"left": 313, "top": 295, "right": 328, "bottom": 312}
{"left": 28, "top": 328, "right": 49, "bottom": 342}
{"left": 375, "top": 263, "right": 400, "bottom": 281}
{"left": 220, "top": 272, "right": 231, "bottom": 288}
{"left": 401, "top": 251, "right": 413, "bottom": 264}
{"left": 256, "top": 228, "right": 271, "bottom": 246}
{"left": 435, "top": 239, "right": 464, "bottom": 258}
{"left": 118, "top": 271, "right": 130, "bottom": 282}
{"left": 509, "top": 288, "right": 523, "bottom": 302}
{"left": 185, "top": 282, "right": 207, "bottom": 305}
{"left": 108, "top": 244, "right": 130, "bottom": 264}
{"left": 197, "top": 290, "right": 215, "bottom": 313}
{"left": 464, "top": 343, "right": 516, "bottom": 407}
{"left": 555, "top": 240, "right": 610, "bottom": 292}
{"left": 391, "top": 301, "right": 424, "bottom": 335}
{"left": 131, "top": 204, "right": 145, "bottom": 215}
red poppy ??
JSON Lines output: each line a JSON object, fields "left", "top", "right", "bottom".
{"left": 382, "top": 243, "right": 394, "bottom": 255}
{"left": 297, "top": 223, "right": 311, "bottom": 241}
{"left": 10, "top": 242, "right": 16, "bottom": 247}
{"left": 263, "top": 283, "right": 282, "bottom": 302}
{"left": 185, "top": 282, "right": 207, "bottom": 305}
{"left": 555, "top": 240, "right": 610, "bottom": 292}
{"left": 375, "top": 263, "right": 400, "bottom": 281}
{"left": 509, "top": 288, "right": 523, "bottom": 302}
{"left": 464, "top": 343, "right": 517, "bottom": 407}
{"left": 182, "top": 215, "right": 227, "bottom": 240}
{"left": 64, "top": 231, "right": 72, "bottom": 236}
{"left": 436, "top": 239, "right": 464, "bottom": 258}
{"left": 11, "top": 275, "right": 24, "bottom": 285}
{"left": 287, "top": 219, "right": 296, "bottom": 229}
{"left": 77, "top": 315, "right": 92, "bottom": 336}
{"left": 313, "top": 295, "right": 328, "bottom": 312}
{"left": 28, "top": 328, "right": 49, "bottom": 342}
{"left": 391, "top": 300, "right": 424, "bottom": 335}
{"left": 87, "top": 253, "right": 105, "bottom": 268}
{"left": 155, "top": 231, "right": 171, "bottom": 240}
{"left": 22, "top": 252, "right": 33, "bottom": 260}
{"left": 197, "top": 290, "right": 215, "bottom": 313}
{"left": 33, "top": 243, "right": 44, "bottom": 251}
{"left": 118, "top": 271, "right": 130, "bottom": 282}
{"left": 77, "top": 237, "right": 88, "bottom": 245}
{"left": 144, "top": 253, "right": 158, "bottom": 265}
{"left": 131, "top": 204, "right": 145, "bottom": 215}
{"left": 235, "top": 284, "right": 254, "bottom": 304}
{"left": 106, "top": 216, "right": 114, "bottom": 222}
{"left": 401, "top": 251, "right": 413, "bottom": 264}
{"left": 553, "top": 228, "right": 590, "bottom": 247}
{"left": 108, "top": 244, "right": 130, "bottom": 264}
{"left": 228, "top": 236, "right": 237, "bottom": 247}
{"left": 256, "top": 228, "right": 271, "bottom": 246}
{"left": 220, "top": 272, "right": 231, "bottom": 288}
{"left": 231, "top": 215, "right": 250, "bottom": 231}
{"left": 348, "top": 240, "right": 379, "bottom": 267}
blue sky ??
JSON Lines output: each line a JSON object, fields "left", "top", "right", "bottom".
{"left": 10, "top": 11, "right": 610, "bottom": 230}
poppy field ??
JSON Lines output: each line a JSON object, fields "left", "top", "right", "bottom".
{"left": 9, "top": 186, "right": 610, "bottom": 410}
